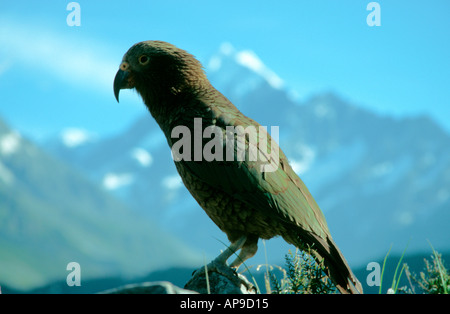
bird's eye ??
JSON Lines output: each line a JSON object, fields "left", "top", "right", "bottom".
{"left": 139, "top": 55, "right": 149, "bottom": 65}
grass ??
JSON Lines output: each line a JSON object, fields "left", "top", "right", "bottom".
{"left": 209, "top": 240, "right": 448, "bottom": 294}
{"left": 378, "top": 242, "right": 448, "bottom": 294}
{"left": 264, "top": 242, "right": 448, "bottom": 294}
{"left": 379, "top": 242, "right": 409, "bottom": 294}
{"left": 404, "top": 243, "right": 449, "bottom": 294}
{"left": 266, "top": 247, "right": 337, "bottom": 294}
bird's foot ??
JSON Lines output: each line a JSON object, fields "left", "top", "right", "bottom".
{"left": 212, "top": 236, "right": 247, "bottom": 266}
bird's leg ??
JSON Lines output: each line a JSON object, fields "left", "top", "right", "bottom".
{"left": 213, "top": 236, "right": 247, "bottom": 265}
{"left": 229, "top": 235, "right": 258, "bottom": 269}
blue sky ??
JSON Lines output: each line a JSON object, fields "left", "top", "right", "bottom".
{"left": 1, "top": 0, "right": 449, "bottom": 140}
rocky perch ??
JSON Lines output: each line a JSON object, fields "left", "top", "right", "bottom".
{"left": 101, "top": 261, "right": 257, "bottom": 294}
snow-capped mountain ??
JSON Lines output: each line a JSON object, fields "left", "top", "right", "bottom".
{"left": 206, "top": 42, "right": 295, "bottom": 129}
{"left": 44, "top": 43, "right": 450, "bottom": 268}
{"left": 207, "top": 42, "right": 284, "bottom": 96}
{"left": 0, "top": 118, "right": 202, "bottom": 291}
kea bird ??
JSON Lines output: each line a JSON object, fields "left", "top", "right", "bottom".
{"left": 114, "top": 40, "right": 363, "bottom": 294}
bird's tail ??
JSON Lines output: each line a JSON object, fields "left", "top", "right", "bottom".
{"left": 292, "top": 233, "right": 363, "bottom": 294}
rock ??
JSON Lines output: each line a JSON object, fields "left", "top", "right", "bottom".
{"left": 184, "top": 261, "right": 257, "bottom": 294}
{"left": 100, "top": 281, "right": 198, "bottom": 294}
{"left": 98, "top": 261, "right": 257, "bottom": 294}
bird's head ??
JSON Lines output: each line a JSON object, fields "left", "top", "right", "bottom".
{"left": 113, "top": 40, "right": 207, "bottom": 103}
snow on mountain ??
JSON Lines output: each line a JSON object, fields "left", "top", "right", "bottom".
{"left": 102, "top": 172, "right": 134, "bottom": 190}
{"left": 60, "top": 128, "right": 94, "bottom": 148}
{"left": 206, "top": 42, "right": 285, "bottom": 106}
{"left": 43, "top": 42, "right": 450, "bottom": 269}
{"left": 0, "top": 128, "right": 22, "bottom": 185}
{"left": 0, "top": 131, "right": 21, "bottom": 155}
{"left": 131, "top": 147, "right": 153, "bottom": 167}
{"left": 208, "top": 42, "right": 283, "bottom": 90}
{"left": 235, "top": 50, "right": 284, "bottom": 89}
{"left": 289, "top": 144, "right": 316, "bottom": 175}
{"left": 161, "top": 174, "right": 183, "bottom": 190}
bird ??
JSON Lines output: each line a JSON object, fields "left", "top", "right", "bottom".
{"left": 113, "top": 40, "right": 363, "bottom": 294}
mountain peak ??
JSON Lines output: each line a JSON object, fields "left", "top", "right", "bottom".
{"left": 207, "top": 42, "right": 284, "bottom": 90}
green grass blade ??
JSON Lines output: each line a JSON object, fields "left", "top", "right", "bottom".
{"left": 379, "top": 244, "right": 393, "bottom": 294}
{"left": 394, "top": 263, "right": 406, "bottom": 292}
{"left": 428, "top": 240, "right": 448, "bottom": 294}
{"left": 391, "top": 241, "right": 410, "bottom": 293}
{"left": 204, "top": 255, "right": 211, "bottom": 294}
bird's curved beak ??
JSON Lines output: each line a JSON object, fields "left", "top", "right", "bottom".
{"left": 113, "top": 62, "right": 132, "bottom": 102}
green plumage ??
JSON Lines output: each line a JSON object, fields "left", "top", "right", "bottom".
{"left": 114, "top": 40, "right": 363, "bottom": 294}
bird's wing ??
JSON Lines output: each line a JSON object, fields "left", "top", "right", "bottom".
{"left": 173, "top": 95, "right": 331, "bottom": 240}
